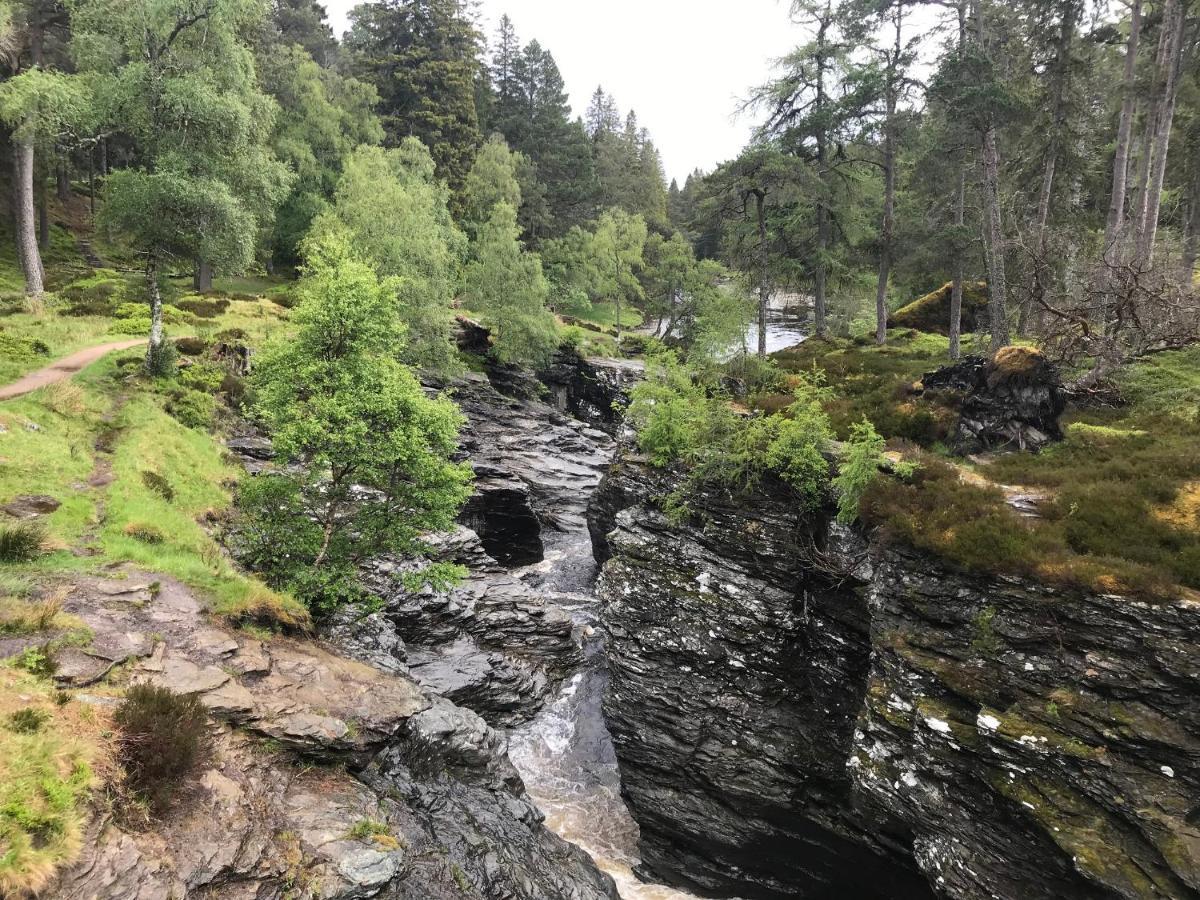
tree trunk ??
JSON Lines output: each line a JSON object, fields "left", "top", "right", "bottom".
{"left": 1023, "top": 0, "right": 1076, "bottom": 335}
{"left": 981, "top": 125, "right": 1011, "bottom": 351}
{"left": 13, "top": 135, "right": 45, "bottom": 299}
{"left": 1182, "top": 164, "right": 1200, "bottom": 283}
{"left": 1104, "top": 0, "right": 1142, "bottom": 252}
{"left": 56, "top": 161, "right": 71, "bottom": 201}
{"left": 1135, "top": 0, "right": 1184, "bottom": 265}
{"left": 99, "top": 138, "right": 108, "bottom": 176}
{"left": 875, "top": 13, "right": 900, "bottom": 347}
{"left": 38, "top": 168, "right": 50, "bottom": 251}
{"left": 755, "top": 190, "right": 769, "bottom": 357}
{"left": 193, "top": 259, "right": 213, "bottom": 293}
{"left": 146, "top": 255, "right": 165, "bottom": 371}
{"left": 950, "top": 169, "right": 967, "bottom": 360}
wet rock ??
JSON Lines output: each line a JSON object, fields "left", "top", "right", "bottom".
{"left": 922, "top": 347, "right": 1065, "bottom": 454}
{"left": 2, "top": 493, "right": 61, "bottom": 518}
{"left": 590, "top": 452, "right": 931, "bottom": 899}
{"left": 539, "top": 350, "right": 644, "bottom": 436}
{"left": 336, "top": 527, "right": 582, "bottom": 728}
{"left": 592, "top": 449, "right": 1200, "bottom": 900}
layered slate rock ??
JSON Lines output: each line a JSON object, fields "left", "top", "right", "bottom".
{"left": 329, "top": 527, "right": 583, "bottom": 727}
{"left": 42, "top": 572, "right": 619, "bottom": 900}
{"left": 538, "top": 350, "right": 644, "bottom": 436}
{"left": 921, "top": 347, "right": 1066, "bottom": 454}
{"left": 591, "top": 449, "right": 1200, "bottom": 900}
{"left": 589, "top": 452, "right": 932, "bottom": 899}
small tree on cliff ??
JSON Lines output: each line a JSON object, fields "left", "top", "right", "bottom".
{"left": 233, "top": 232, "right": 473, "bottom": 615}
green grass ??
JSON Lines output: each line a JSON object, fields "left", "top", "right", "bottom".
{"left": 0, "top": 666, "right": 106, "bottom": 896}
{"left": 770, "top": 329, "right": 972, "bottom": 442}
{"left": 570, "top": 300, "right": 645, "bottom": 332}
{"left": 856, "top": 344, "right": 1200, "bottom": 600}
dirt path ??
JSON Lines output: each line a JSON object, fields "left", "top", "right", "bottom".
{"left": 0, "top": 339, "right": 146, "bottom": 401}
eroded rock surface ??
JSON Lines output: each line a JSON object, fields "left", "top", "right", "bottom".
{"left": 41, "top": 572, "right": 619, "bottom": 900}
{"left": 590, "top": 448, "right": 1199, "bottom": 900}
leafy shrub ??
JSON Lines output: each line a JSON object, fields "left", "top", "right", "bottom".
{"left": 165, "top": 388, "right": 215, "bottom": 429}
{"left": 0, "top": 523, "right": 46, "bottom": 563}
{"left": 559, "top": 325, "right": 586, "bottom": 354}
{"left": 59, "top": 269, "right": 128, "bottom": 316}
{"left": 175, "top": 296, "right": 230, "bottom": 318}
{"left": 214, "top": 327, "right": 248, "bottom": 342}
{"left": 0, "top": 332, "right": 49, "bottom": 359}
{"left": 114, "top": 684, "right": 210, "bottom": 810}
{"left": 5, "top": 708, "right": 49, "bottom": 734}
{"left": 140, "top": 471, "right": 175, "bottom": 501}
{"left": 833, "top": 419, "right": 890, "bottom": 523}
{"left": 123, "top": 522, "right": 165, "bottom": 544}
{"left": 144, "top": 341, "right": 178, "bottom": 378}
{"left": 219, "top": 373, "right": 250, "bottom": 409}
{"left": 14, "top": 645, "right": 56, "bottom": 678}
{"left": 268, "top": 288, "right": 299, "bottom": 309}
{"left": 174, "top": 336, "right": 208, "bottom": 356}
{"left": 617, "top": 333, "right": 659, "bottom": 356}
{"left": 179, "top": 361, "right": 225, "bottom": 393}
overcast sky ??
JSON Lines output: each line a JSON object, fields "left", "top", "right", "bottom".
{"left": 321, "top": 0, "right": 805, "bottom": 183}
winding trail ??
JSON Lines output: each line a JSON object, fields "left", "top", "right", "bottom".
{"left": 0, "top": 339, "right": 146, "bottom": 401}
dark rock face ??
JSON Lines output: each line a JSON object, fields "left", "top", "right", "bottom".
{"left": 538, "top": 350, "right": 644, "bottom": 435}
{"left": 590, "top": 450, "right": 1200, "bottom": 900}
{"left": 922, "top": 348, "right": 1065, "bottom": 454}
{"left": 590, "top": 453, "right": 932, "bottom": 899}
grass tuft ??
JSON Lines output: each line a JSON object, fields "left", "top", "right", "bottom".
{"left": 0, "top": 523, "right": 47, "bottom": 563}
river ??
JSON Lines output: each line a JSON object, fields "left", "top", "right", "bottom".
{"left": 504, "top": 304, "right": 813, "bottom": 898}
{"left": 509, "top": 529, "right": 704, "bottom": 900}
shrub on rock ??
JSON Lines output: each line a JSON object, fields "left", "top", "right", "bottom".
{"left": 113, "top": 684, "right": 210, "bottom": 811}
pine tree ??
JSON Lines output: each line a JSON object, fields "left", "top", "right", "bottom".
{"left": 347, "top": 0, "right": 484, "bottom": 190}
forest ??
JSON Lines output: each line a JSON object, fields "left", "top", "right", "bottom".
{"left": 1, "top": 0, "right": 1200, "bottom": 897}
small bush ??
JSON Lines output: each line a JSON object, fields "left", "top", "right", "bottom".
{"left": 175, "top": 296, "right": 230, "bottom": 318}
{"left": 14, "top": 644, "right": 57, "bottom": 678}
{"left": 268, "top": 288, "right": 299, "bottom": 309}
{"left": 214, "top": 327, "right": 248, "bottom": 342}
{"left": 0, "top": 523, "right": 46, "bottom": 563}
{"left": 140, "top": 471, "right": 175, "bottom": 501}
{"left": 145, "top": 341, "right": 178, "bottom": 378}
{"left": 165, "top": 388, "right": 215, "bottom": 429}
{"left": 5, "top": 708, "right": 49, "bottom": 734}
{"left": 559, "top": 325, "right": 586, "bottom": 354}
{"left": 833, "top": 419, "right": 888, "bottom": 524}
{"left": 113, "top": 684, "right": 210, "bottom": 810}
{"left": 123, "top": 522, "right": 165, "bottom": 544}
{"left": 174, "top": 336, "right": 208, "bottom": 356}
{"left": 59, "top": 269, "right": 128, "bottom": 316}
{"left": 0, "top": 595, "right": 63, "bottom": 635}
{"left": 219, "top": 373, "right": 250, "bottom": 409}
{"left": 179, "top": 362, "right": 225, "bottom": 393}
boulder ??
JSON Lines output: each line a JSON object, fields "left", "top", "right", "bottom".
{"left": 2, "top": 493, "right": 61, "bottom": 518}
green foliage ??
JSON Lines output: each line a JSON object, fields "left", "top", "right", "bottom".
{"left": 0, "top": 523, "right": 46, "bottom": 563}
{"left": 232, "top": 239, "right": 472, "bottom": 615}
{"left": 14, "top": 645, "right": 56, "bottom": 679}
{"left": 462, "top": 134, "right": 524, "bottom": 236}
{"left": 114, "top": 684, "right": 210, "bottom": 811}
{"left": 5, "top": 708, "right": 49, "bottom": 735}
{"left": 627, "top": 352, "right": 833, "bottom": 511}
{"left": 833, "top": 419, "right": 888, "bottom": 523}
{"left": 144, "top": 340, "right": 178, "bottom": 379}
{"left": 309, "top": 142, "right": 466, "bottom": 371}
{"left": 165, "top": 388, "right": 216, "bottom": 429}
{"left": 346, "top": 0, "right": 483, "bottom": 189}
{"left": 140, "top": 471, "right": 175, "bottom": 501}
{"left": 0, "top": 68, "right": 93, "bottom": 147}
{"left": 58, "top": 270, "right": 131, "bottom": 317}
{"left": 175, "top": 296, "right": 232, "bottom": 319}
{"left": 590, "top": 209, "right": 647, "bottom": 332}
{"left": 179, "top": 362, "right": 227, "bottom": 393}
{"left": 462, "top": 201, "right": 558, "bottom": 367}
{"left": 100, "top": 170, "right": 257, "bottom": 273}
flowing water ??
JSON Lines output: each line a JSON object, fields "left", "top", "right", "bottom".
{"left": 510, "top": 531, "right": 702, "bottom": 900}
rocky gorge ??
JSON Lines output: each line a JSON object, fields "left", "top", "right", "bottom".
{"left": 588, "top": 442, "right": 1199, "bottom": 899}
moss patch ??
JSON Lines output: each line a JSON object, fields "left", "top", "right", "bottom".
{"left": 890, "top": 281, "right": 988, "bottom": 335}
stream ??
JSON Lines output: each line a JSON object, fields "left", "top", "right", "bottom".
{"left": 505, "top": 306, "right": 811, "bottom": 898}
{"left": 510, "top": 530, "right": 702, "bottom": 900}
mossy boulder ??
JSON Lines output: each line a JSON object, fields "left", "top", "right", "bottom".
{"left": 891, "top": 281, "right": 989, "bottom": 335}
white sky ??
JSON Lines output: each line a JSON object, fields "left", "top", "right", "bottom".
{"left": 321, "top": 0, "right": 806, "bottom": 183}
